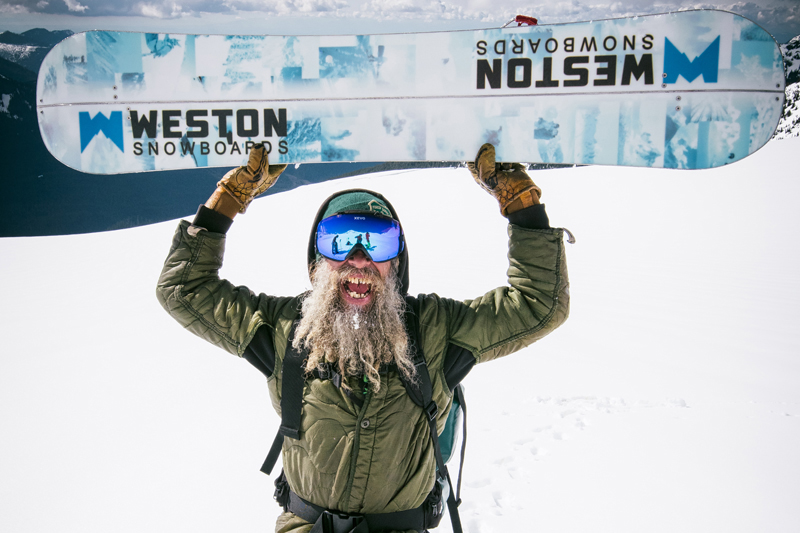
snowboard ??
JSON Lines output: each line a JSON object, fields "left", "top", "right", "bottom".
{"left": 36, "top": 9, "right": 786, "bottom": 174}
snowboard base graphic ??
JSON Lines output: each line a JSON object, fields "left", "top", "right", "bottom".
{"left": 36, "top": 9, "right": 785, "bottom": 174}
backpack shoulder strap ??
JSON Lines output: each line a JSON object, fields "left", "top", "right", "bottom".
{"left": 261, "top": 319, "right": 304, "bottom": 475}
{"left": 452, "top": 382, "right": 467, "bottom": 504}
{"left": 401, "top": 295, "right": 464, "bottom": 533}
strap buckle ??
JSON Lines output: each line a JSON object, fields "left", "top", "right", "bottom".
{"left": 279, "top": 424, "right": 301, "bottom": 440}
{"left": 424, "top": 401, "right": 438, "bottom": 421}
{"left": 320, "top": 509, "right": 366, "bottom": 533}
{"left": 316, "top": 365, "right": 343, "bottom": 388}
{"left": 273, "top": 471, "right": 289, "bottom": 509}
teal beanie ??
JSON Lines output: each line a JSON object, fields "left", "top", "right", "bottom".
{"left": 321, "top": 191, "right": 394, "bottom": 219}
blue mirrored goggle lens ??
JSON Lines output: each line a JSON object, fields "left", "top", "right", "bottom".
{"left": 316, "top": 213, "right": 404, "bottom": 263}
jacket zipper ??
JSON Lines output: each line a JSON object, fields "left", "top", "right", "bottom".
{"left": 342, "top": 381, "right": 372, "bottom": 507}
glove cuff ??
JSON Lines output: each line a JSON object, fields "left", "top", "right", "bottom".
{"left": 216, "top": 181, "right": 249, "bottom": 213}
{"left": 502, "top": 185, "right": 541, "bottom": 216}
{"left": 205, "top": 185, "right": 246, "bottom": 219}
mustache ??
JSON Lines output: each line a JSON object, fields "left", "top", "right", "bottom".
{"left": 334, "top": 263, "right": 381, "bottom": 280}
{"left": 322, "top": 264, "right": 385, "bottom": 297}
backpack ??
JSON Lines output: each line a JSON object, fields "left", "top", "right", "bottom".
{"left": 259, "top": 296, "right": 467, "bottom": 533}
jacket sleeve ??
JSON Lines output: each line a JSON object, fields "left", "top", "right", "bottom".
{"left": 156, "top": 220, "right": 296, "bottom": 357}
{"left": 435, "top": 224, "right": 570, "bottom": 364}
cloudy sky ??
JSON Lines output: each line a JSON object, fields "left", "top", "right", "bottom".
{"left": 1, "top": 0, "right": 798, "bottom": 43}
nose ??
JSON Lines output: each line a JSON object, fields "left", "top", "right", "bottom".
{"left": 346, "top": 249, "right": 372, "bottom": 268}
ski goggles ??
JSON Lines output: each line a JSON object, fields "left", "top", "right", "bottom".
{"left": 316, "top": 213, "right": 404, "bottom": 263}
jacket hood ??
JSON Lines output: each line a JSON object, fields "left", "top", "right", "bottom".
{"left": 307, "top": 188, "right": 410, "bottom": 295}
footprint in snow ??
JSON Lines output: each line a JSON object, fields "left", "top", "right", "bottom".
{"left": 506, "top": 465, "right": 522, "bottom": 479}
{"left": 467, "top": 477, "right": 492, "bottom": 489}
{"left": 492, "top": 490, "right": 517, "bottom": 510}
{"left": 467, "top": 519, "right": 486, "bottom": 532}
{"left": 530, "top": 446, "right": 549, "bottom": 456}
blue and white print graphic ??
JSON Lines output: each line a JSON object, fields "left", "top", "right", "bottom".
{"left": 37, "top": 9, "right": 785, "bottom": 174}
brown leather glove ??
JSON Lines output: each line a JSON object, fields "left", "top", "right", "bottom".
{"left": 467, "top": 143, "right": 541, "bottom": 216}
{"left": 208, "top": 143, "right": 287, "bottom": 214}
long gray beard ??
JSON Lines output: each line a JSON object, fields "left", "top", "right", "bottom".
{"left": 293, "top": 258, "right": 415, "bottom": 392}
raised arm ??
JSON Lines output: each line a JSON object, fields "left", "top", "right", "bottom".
{"left": 155, "top": 144, "right": 292, "bottom": 356}
{"left": 431, "top": 144, "right": 571, "bottom": 368}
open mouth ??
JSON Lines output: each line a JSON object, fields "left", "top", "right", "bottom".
{"left": 343, "top": 276, "right": 373, "bottom": 300}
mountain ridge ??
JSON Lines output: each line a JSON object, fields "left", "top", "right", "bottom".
{"left": 1, "top": 28, "right": 799, "bottom": 237}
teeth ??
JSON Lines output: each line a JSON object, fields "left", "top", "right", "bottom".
{"left": 346, "top": 290, "right": 368, "bottom": 299}
{"left": 344, "top": 277, "right": 372, "bottom": 299}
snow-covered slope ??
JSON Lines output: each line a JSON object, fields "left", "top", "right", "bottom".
{"left": 776, "top": 36, "right": 800, "bottom": 138}
{"left": 781, "top": 36, "right": 800, "bottom": 84}
{"left": 1, "top": 138, "right": 799, "bottom": 533}
{"left": 0, "top": 42, "right": 39, "bottom": 64}
{"left": 774, "top": 82, "right": 799, "bottom": 139}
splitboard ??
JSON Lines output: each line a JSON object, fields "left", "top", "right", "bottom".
{"left": 36, "top": 9, "right": 786, "bottom": 174}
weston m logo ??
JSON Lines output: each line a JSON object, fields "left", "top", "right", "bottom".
{"left": 79, "top": 111, "right": 124, "bottom": 153}
{"left": 663, "top": 36, "right": 720, "bottom": 84}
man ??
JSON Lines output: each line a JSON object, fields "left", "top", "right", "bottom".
{"left": 157, "top": 143, "right": 570, "bottom": 533}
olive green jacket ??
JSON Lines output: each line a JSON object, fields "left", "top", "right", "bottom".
{"left": 156, "top": 219, "right": 569, "bottom": 524}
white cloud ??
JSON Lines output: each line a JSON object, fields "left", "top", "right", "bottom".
{"left": 139, "top": 2, "right": 165, "bottom": 17}
{"left": 224, "top": 0, "right": 349, "bottom": 14}
{"left": 136, "top": 1, "right": 189, "bottom": 18}
{"left": 285, "top": 0, "right": 350, "bottom": 13}
{"left": 0, "top": 0, "right": 794, "bottom": 42}
{"left": 62, "top": 0, "right": 88, "bottom": 12}
{"left": 0, "top": 3, "right": 31, "bottom": 14}
{"left": 352, "top": 0, "right": 467, "bottom": 21}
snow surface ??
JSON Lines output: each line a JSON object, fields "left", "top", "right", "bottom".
{"left": 780, "top": 36, "right": 800, "bottom": 82}
{"left": 776, "top": 37, "right": 800, "bottom": 138}
{"left": 775, "top": 82, "right": 800, "bottom": 139}
{"left": 0, "top": 43, "right": 38, "bottom": 62}
{"left": 2, "top": 138, "right": 800, "bottom": 532}
{"left": 0, "top": 93, "right": 11, "bottom": 114}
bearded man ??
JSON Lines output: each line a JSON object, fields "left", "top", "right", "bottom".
{"left": 157, "top": 143, "right": 570, "bottom": 533}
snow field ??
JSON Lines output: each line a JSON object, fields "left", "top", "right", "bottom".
{"left": 1, "top": 138, "right": 799, "bottom": 532}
